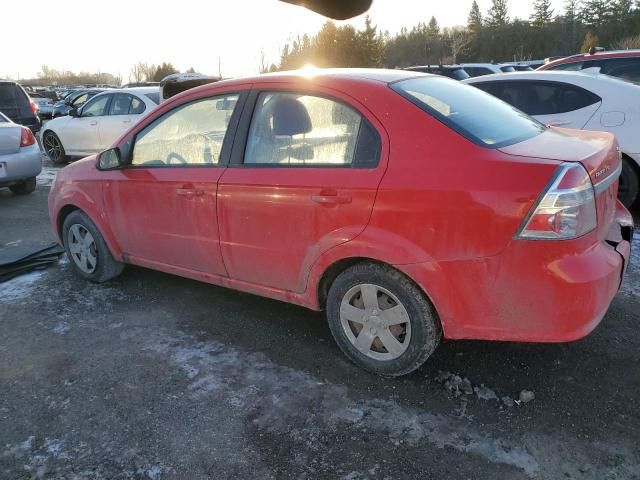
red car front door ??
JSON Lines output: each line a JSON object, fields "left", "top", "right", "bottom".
{"left": 217, "top": 86, "right": 388, "bottom": 293}
{"left": 103, "top": 93, "right": 245, "bottom": 276}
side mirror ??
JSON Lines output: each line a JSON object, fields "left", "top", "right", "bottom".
{"left": 97, "top": 147, "right": 124, "bottom": 170}
{"left": 69, "top": 108, "right": 78, "bottom": 117}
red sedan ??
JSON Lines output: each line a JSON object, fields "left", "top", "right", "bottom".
{"left": 48, "top": 69, "right": 633, "bottom": 376}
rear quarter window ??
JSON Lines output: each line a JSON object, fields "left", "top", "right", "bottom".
{"left": 391, "top": 76, "right": 545, "bottom": 148}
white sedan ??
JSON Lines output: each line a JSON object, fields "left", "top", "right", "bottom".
{"left": 465, "top": 70, "right": 640, "bottom": 207}
{"left": 41, "top": 87, "right": 159, "bottom": 164}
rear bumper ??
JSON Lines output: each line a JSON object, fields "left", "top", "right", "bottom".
{"left": 399, "top": 201, "right": 633, "bottom": 343}
{"left": 0, "top": 144, "right": 42, "bottom": 186}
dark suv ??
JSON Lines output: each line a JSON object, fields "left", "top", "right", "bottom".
{"left": 0, "top": 81, "right": 41, "bottom": 133}
{"left": 404, "top": 65, "right": 470, "bottom": 81}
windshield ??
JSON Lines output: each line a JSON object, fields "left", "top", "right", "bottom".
{"left": 391, "top": 76, "right": 545, "bottom": 148}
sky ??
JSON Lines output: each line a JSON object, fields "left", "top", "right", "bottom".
{"left": 2, "top": 0, "right": 565, "bottom": 82}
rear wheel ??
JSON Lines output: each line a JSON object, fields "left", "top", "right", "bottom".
{"left": 43, "top": 131, "right": 68, "bottom": 164}
{"left": 62, "top": 210, "right": 124, "bottom": 282}
{"left": 618, "top": 157, "right": 639, "bottom": 209}
{"left": 9, "top": 177, "right": 36, "bottom": 195}
{"left": 326, "top": 263, "right": 441, "bottom": 376}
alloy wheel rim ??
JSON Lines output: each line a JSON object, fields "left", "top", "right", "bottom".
{"left": 67, "top": 224, "right": 97, "bottom": 274}
{"left": 44, "top": 134, "right": 61, "bottom": 161}
{"left": 339, "top": 283, "right": 411, "bottom": 361}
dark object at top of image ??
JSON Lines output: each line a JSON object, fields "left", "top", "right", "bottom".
{"left": 280, "top": 0, "right": 372, "bottom": 19}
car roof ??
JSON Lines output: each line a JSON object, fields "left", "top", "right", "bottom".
{"left": 464, "top": 70, "right": 640, "bottom": 90}
{"left": 211, "top": 68, "right": 427, "bottom": 89}
{"left": 543, "top": 49, "right": 640, "bottom": 68}
{"left": 94, "top": 87, "right": 159, "bottom": 96}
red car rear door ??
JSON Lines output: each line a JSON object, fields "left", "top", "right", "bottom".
{"left": 102, "top": 92, "right": 247, "bottom": 276}
{"left": 217, "top": 86, "right": 388, "bottom": 293}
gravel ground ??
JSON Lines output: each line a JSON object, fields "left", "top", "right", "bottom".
{"left": 1, "top": 160, "right": 639, "bottom": 480}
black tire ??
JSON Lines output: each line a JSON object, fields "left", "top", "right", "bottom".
{"left": 618, "top": 157, "right": 639, "bottom": 209}
{"left": 9, "top": 177, "right": 36, "bottom": 195}
{"left": 62, "top": 210, "right": 124, "bottom": 283}
{"left": 43, "top": 131, "right": 68, "bottom": 164}
{"left": 326, "top": 262, "right": 441, "bottom": 377}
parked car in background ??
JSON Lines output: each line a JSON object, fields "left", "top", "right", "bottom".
{"left": 49, "top": 69, "right": 632, "bottom": 376}
{"left": 465, "top": 70, "right": 640, "bottom": 207}
{"left": 52, "top": 89, "right": 106, "bottom": 118}
{"left": 159, "top": 72, "right": 220, "bottom": 103}
{"left": 31, "top": 94, "right": 55, "bottom": 119}
{"left": 460, "top": 63, "right": 516, "bottom": 77}
{"left": 404, "top": 65, "right": 470, "bottom": 80}
{"left": 539, "top": 49, "right": 640, "bottom": 83}
{"left": 0, "top": 80, "right": 41, "bottom": 133}
{"left": 42, "top": 87, "right": 159, "bottom": 163}
{"left": 0, "top": 112, "right": 42, "bottom": 195}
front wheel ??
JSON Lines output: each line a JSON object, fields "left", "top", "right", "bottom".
{"left": 618, "top": 157, "right": 639, "bottom": 209}
{"left": 62, "top": 210, "right": 124, "bottom": 283}
{"left": 43, "top": 131, "right": 68, "bottom": 164}
{"left": 326, "top": 263, "right": 441, "bottom": 377}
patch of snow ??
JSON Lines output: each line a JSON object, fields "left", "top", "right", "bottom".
{"left": 0, "top": 270, "right": 45, "bottom": 302}
{"left": 53, "top": 322, "right": 70, "bottom": 335}
{"left": 4, "top": 239, "right": 22, "bottom": 247}
{"left": 619, "top": 231, "right": 639, "bottom": 297}
{"left": 36, "top": 166, "right": 58, "bottom": 187}
{"left": 144, "top": 331, "right": 540, "bottom": 477}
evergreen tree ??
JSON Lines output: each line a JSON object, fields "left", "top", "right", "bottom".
{"left": 564, "top": 0, "right": 580, "bottom": 22}
{"left": 357, "top": 16, "right": 383, "bottom": 67}
{"left": 531, "top": 0, "right": 554, "bottom": 26}
{"left": 612, "top": 0, "right": 634, "bottom": 18}
{"left": 467, "top": 1, "right": 483, "bottom": 32}
{"left": 486, "top": 0, "right": 509, "bottom": 26}
{"left": 427, "top": 16, "right": 440, "bottom": 35}
{"left": 581, "top": 0, "right": 613, "bottom": 27}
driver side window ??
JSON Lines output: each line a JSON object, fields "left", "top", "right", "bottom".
{"left": 81, "top": 95, "right": 110, "bottom": 117}
{"left": 131, "top": 94, "right": 240, "bottom": 167}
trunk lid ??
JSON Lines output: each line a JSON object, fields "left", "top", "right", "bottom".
{"left": 0, "top": 123, "right": 22, "bottom": 155}
{"left": 500, "top": 127, "right": 621, "bottom": 241}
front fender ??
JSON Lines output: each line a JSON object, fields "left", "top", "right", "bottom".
{"left": 49, "top": 183, "right": 123, "bottom": 260}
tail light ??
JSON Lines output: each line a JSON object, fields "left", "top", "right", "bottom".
{"left": 20, "top": 127, "right": 36, "bottom": 147}
{"left": 516, "top": 163, "right": 596, "bottom": 240}
{"left": 30, "top": 99, "right": 39, "bottom": 114}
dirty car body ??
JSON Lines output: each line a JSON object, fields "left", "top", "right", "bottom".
{"left": 48, "top": 69, "right": 633, "bottom": 375}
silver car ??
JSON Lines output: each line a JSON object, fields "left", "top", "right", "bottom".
{"left": 0, "top": 112, "right": 42, "bottom": 194}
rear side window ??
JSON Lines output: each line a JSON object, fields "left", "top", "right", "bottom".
{"left": 500, "top": 66, "right": 516, "bottom": 72}
{"left": 244, "top": 92, "right": 379, "bottom": 167}
{"left": 109, "top": 94, "right": 132, "bottom": 115}
{"left": 464, "top": 67, "right": 494, "bottom": 77}
{"left": 597, "top": 58, "right": 640, "bottom": 82}
{"left": 130, "top": 97, "right": 146, "bottom": 114}
{"left": 392, "top": 76, "right": 545, "bottom": 148}
{"left": 549, "top": 61, "right": 584, "bottom": 71}
{"left": 474, "top": 81, "right": 601, "bottom": 115}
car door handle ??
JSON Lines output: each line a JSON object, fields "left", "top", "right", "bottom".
{"left": 122, "top": 119, "right": 131, "bottom": 124}
{"left": 176, "top": 188, "right": 204, "bottom": 198}
{"left": 311, "top": 191, "right": 352, "bottom": 205}
{"left": 89, "top": 120, "right": 98, "bottom": 126}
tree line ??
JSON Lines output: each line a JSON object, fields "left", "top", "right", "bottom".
{"left": 277, "top": 0, "right": 640, "bottom": 70}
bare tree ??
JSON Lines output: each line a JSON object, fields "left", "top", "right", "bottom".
{"left": 615, "top": 34, "right": 640, "bottom": 49}
{"left": 449, "top": 28, "right": 471, "bottom": 64}
{"left": 129, "top": 62, "right": 145, "bottom": 83}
